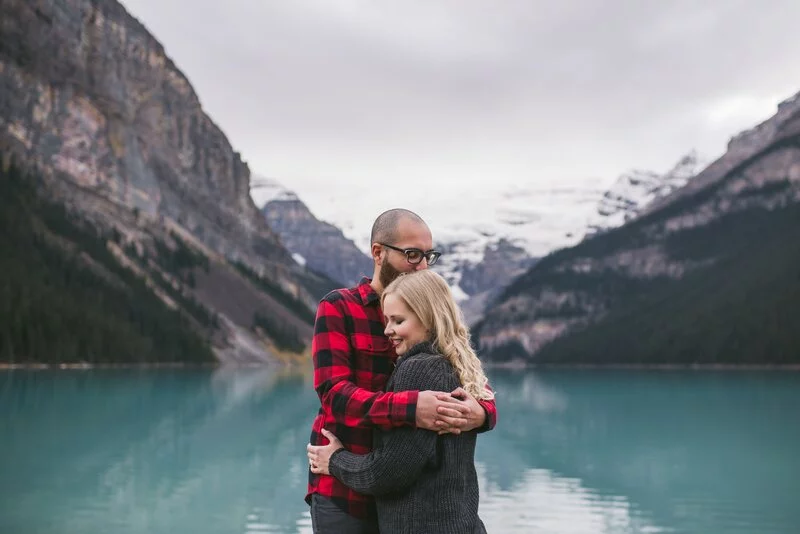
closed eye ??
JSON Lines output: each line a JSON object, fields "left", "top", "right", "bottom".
{"left": 386, "top": 315, "right": 405, "bottom": 326}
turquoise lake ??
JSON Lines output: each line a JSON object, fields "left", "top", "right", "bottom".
{"left": 1, "top": 367, "right": 798, "bottom": 533}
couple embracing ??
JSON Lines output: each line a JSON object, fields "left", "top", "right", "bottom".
{"left": 305, "top": 209, "right": 497, "bottom": 534}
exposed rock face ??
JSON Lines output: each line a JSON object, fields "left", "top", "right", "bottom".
{"left": 456, "top": 239, "right": 535, "bottom": 296}
{"left": 0, "top": 0, "right": 325, "bottom": 361}
{"left": 475, "top": 91, "right": 800, "bottom": 363}
{"left": 444, "top": 239, "right": 538, "bottom": 324}
{"left": 1, "top": 0, "right": 288, "bottom": 263}
{"left": 262, "top": 191, "right": 373, "bottom": 288}
{"left": 644, "top": 93, "right": 800, "bottom": 216}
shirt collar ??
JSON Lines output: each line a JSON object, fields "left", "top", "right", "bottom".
{"left": 356, "top": 277, "right": 381, "bottom": 306}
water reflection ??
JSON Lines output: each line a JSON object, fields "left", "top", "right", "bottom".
{"left": 1, "top": 368, "right": 798, "bottom": 534}
{"left": 480, "top": 468, "right": 667, "bottom": 534}
{"left": 476, "top": 369, "right": 800, "bottom": 533}
{"left": 0, "top": 367, "right": 318, "bottom": 534}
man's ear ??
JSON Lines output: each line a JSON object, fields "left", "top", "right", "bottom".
{"left": 371, "top": 243, "right": 384, "bottom": 264}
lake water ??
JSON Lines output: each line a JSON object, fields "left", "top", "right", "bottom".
{"left": 1, "top": 367, "right": 798, "bottom": 534}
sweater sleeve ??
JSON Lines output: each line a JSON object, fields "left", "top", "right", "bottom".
{"left": 328, "top": 356, "right": 457, "bottom": 496}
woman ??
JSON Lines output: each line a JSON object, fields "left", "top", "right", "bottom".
{"left": 307, "top": 270, "right": 494, "bottom": 534}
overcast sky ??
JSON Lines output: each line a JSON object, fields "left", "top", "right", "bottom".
{"left": 121, "top": 0, "right": 800, "bottom": 218}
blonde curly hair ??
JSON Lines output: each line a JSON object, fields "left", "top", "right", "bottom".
{"left": 382, "top": 270, "right": 494, "bottom": 401}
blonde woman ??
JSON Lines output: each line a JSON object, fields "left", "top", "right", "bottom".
{"left": 307, "top": 270, "right": 494, "bottom": 534}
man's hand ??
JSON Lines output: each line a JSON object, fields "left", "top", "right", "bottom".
{"left": 435, "top": 387, "right": 486, "bottom": 435}
{"left": 416, "top": 390, "right": 469, "bottom": 431}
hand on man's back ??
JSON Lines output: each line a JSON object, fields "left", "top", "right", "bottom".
{"left": 416, "top": 389, "right": 486, "bottom": 434}
{"left": 442, "top": 387, "right": 486, "bottom": 433}
{"left": 416, "top": 390, "right": 469, "bottom": 432}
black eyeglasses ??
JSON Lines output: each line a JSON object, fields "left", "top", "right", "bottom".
{"left": 379, "top": 243, "right": 441, "bottom": 266}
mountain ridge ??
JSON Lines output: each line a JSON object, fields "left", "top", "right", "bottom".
{"left": 474, "top": 90, "right": 800, "bottom": 365}
{"left": 584, "top": 150, "right": 706, "bottom": 237}
{"left": 0, "top": 0, "right": 332, "bottom": 363}
{"left": 257, "top": 176, "right": 373, "bottom": 287}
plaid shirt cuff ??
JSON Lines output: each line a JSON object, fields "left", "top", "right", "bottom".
{"left": 476, "top": 398, "right": 497, "bottom": 433}
{"left": 390, "top": 389, "right": 419, "bottom": 428}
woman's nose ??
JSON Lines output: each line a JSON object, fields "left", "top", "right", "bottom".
{"left": 384, "top": 324, "right": 392, "bottom": 336}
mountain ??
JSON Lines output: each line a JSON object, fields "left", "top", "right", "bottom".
{"left": 252, "top": 176, "right": 543, "bottom": 315}
{"left": 289, "top": 156, "right": 703, "bottom": 324}
{"left": 264, "top": 154, "right": 703, "bottom": 325}
{"left": 298, "top": 182, "right": 605, "bottom": 322}
{"left": 474, "top": 91, "right": 800, "bottom": 365}
{"left": 0, "top": 0, "right": 334, "bottom": 364}
{"left": 0, "top": 161, "right": 217, "bottom": 365}
{"left": 251, "top": 177, "right": 538, "bottom": 320}
{"left": 257, "top": 177, "right": 373, "bottom": 287}
{"left": 438, "top": 238, "right": 538, "bottom": 324}
{"left": 447, "top": 151, "right": 704, "bottom": 323}
{"left": 584, "top": 151, "right": 706, "bottom": 237}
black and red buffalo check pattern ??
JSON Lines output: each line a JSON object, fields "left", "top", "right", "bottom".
{"left": 306, "top": 278, "right": 498, "bottom": 519}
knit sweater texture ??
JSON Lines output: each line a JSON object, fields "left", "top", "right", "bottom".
{"left": 329, "top": 342, "right": 487, "bottom": 534}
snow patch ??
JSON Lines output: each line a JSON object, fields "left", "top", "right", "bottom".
{"left": 250, "top": 175, "right": 299, "bottom": 207}
{"left": 584, "top": 150, "right": 706, "bottom": 237}
{"left": 291, "top": 252, "right": 307, "bottom": 267}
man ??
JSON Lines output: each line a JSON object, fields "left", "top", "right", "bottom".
{"left": 306, "top": 208, "right": 498, "bottom": 533}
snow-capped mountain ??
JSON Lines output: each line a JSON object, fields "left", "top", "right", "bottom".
{"left": 584, "top": 151, "right": 706, "bottom": 237}
{"left": 255, "top": 177, "right": 607, "bottom": 314}
{"left": 426, "top": 183, "right": 605, "bottom": 306}
{"left": 251, "top": 150, "right": 705, "bottom": 323}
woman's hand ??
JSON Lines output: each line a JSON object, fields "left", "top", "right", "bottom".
{"left": 306, "top": 429, "right": 344, "bottom": 475}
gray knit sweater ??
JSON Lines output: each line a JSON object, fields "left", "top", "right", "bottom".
{"left": 329, "top": 342, "right": 487, "bottom": 534}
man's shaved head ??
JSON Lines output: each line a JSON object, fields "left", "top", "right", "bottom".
{"left": 370, "top": 208, "right": 426, "bottom": 245}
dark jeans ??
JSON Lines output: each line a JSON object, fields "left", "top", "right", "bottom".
{"left": 310, "top": 494, "right": 379, "bottom": 534}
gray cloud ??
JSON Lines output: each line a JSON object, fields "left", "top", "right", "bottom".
{"left": 121, "top": 0, "right": 800, "bottom": 206}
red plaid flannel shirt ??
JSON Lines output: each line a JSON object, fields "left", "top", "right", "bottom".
{"left": 306, "top": 278, "right": 497, "bottom": 519}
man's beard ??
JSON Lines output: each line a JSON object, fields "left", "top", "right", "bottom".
{"left": 379, "top": 260, "right": 403, "bottom": 289}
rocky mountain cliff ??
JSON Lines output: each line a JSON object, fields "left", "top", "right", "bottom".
{"left": 0, "top": 0, "right": 331, "bottom": 363}
{"left": 645, "top": 93, "right": 800, "bottom": 216}
{"left": 475, "top": 91, "right": 800, "bottom": 365}
{"left": 258, "top": 178, "right": 373, "bottom": 287}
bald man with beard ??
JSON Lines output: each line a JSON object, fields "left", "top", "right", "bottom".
{"left": 305, "top": 208, "right": 498, "bottom": 534}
